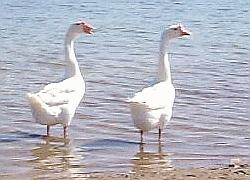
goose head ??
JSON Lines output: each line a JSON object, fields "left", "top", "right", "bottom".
{"left": 67, "top": 21, "right": 94, "bottom": 39}
{"left": 164, "top": 23, "right": 191, "bottom": 40}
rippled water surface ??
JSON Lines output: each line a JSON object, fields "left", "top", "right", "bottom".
{"left": 0, "top": 0, "right": 249, "bottom": 178}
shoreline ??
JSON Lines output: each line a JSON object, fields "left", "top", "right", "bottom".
{"left": 89, "top": 165, "right": 250, "bottom": 180}
{"left": 1, "top": 163, "right": 249, "bottom": 179}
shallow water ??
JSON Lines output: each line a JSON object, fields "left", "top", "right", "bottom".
{"left": 0, "top": 0, "right": 249, "bottom": 178}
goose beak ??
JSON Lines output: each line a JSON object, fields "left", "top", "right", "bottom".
{"left": 83, "top": 23, "right": 95, "bottom": 34}
{"left": 181, "top": 31, "right": 190, "bottom": 36}
{"left": 181, "top": 28, "right": 191, "bottom": 36}
{"left": 87, "top": 25, "right": 96, "bottom": 34}
{"left": 88, "top": 27, "right": 94, "bottom": 34}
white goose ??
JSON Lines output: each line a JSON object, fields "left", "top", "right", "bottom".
{"left": 128, "top": 24, "right": 191, "bottom": 141}
{"left": 27, "top": 21, "right": 94, "bottom": 138}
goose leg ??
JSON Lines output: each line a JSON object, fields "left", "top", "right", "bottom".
{"left": 158, "top": 128, "right": 161, "bottom": 140}
{"left": 47, "top": 125, "right": 50, "bottom": 137}
{"left": 63, "top": 126, "right": 68, "bottom": 138}
{"left": 140, "top": 130, "right": 143, "bottom": 143}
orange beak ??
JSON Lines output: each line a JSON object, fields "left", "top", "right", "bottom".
{"left": 181, "top": 30, "right": 191, "bottom": 36}
{"left": 83, "top": 23, "right": 95, "bottom": 34}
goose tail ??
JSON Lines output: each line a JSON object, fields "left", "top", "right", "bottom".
{"left": 27, "top": 93, "right": 45, "bottom": 110}
{"left": 27, "top": 93, "right": 52, "bottom": 124}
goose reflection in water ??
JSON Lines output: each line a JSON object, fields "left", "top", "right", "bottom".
{"left": 30, "top": 136, "right": 86, "bottom": 179}
{"left": 131, "top": 141, "right": 173, "bottom": 175}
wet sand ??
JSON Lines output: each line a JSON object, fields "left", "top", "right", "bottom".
{"left": 89, "top": 165, "right": 250, "bottom": 180}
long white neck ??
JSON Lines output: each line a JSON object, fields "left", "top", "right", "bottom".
{"left": 158, "top": 32, "right": 171, "bottom": 82}
{"left": 64, "top": 31, "right": 81, "bottom": 78}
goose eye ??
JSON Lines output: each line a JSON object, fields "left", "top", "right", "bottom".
{"left": 74, "top": 22, "right": 84, "bottom": 26}
{"left": 173, "top": 28, "right": 178, "bottom": 30}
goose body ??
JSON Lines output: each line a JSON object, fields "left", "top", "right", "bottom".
{"left": 128, "top": 24, "right": 191, "bottom": 141}
{"left": 27, "top": 21, "right": 94, "bottom": 137}
{"left": 129, "top": 81, "right": 175, "bottom": 132}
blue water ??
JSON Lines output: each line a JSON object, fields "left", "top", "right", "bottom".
{"left": 0, "top": 0, "right": 249, "bottom": 178}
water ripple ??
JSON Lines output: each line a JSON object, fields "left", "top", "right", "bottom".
{"left": 0, "top": 0, "right": 249, "bottom": 177}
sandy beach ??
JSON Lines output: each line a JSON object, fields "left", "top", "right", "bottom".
{"left": 90, "top": 165, "right": 250, "bottom": 180}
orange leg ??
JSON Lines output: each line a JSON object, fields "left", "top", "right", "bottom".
{"left": 158, "top": 128, "right": 162, "bottom": 140}
{"left": 47, "top": 125, "right": 50, "bottom": 137}
{"left": 140, "top": 130, "right": 143, "bottom": 143}
{"left": 64, "top": 126, "right": 68, "bottom": 138}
